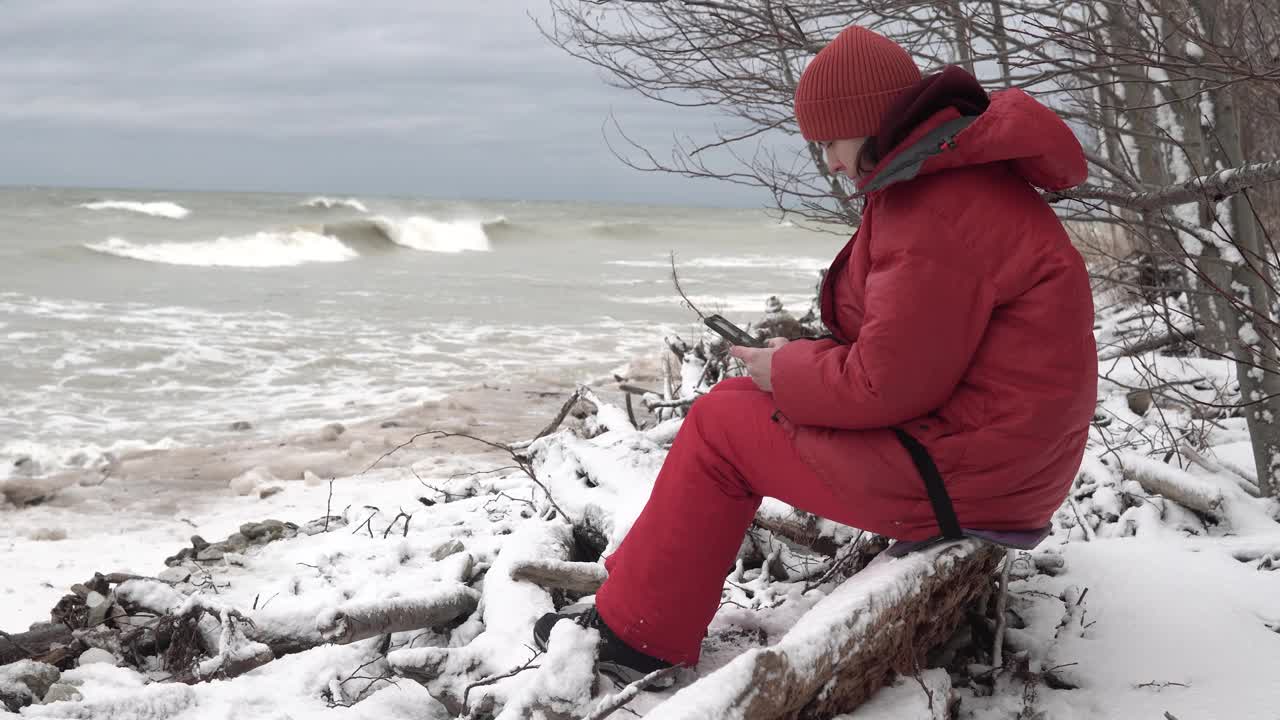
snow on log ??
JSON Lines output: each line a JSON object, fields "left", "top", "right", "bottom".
{"left": 494, "top": 620, "right": 599, "bottom": 720}
{"left": 753, "top": 499, "right": 860, "bottom": 557}
{"left": 389, "top": 520, "right": 574, "bottom": 713}
{"left": 645, "top": 540, "right": 1002, "bottom": 719}
{"left": 316, "top": 583, "right": 481, "bottom": 645}
{"left": 21, "top": 683, "right": 196, "bottom": 719}
{"left": 1119, "top": 451, "right": 1225, "bottom": 518}
{"left": 508, "top": 559, "right": 608, "bottom": 594}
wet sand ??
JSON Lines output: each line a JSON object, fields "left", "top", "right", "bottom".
{"left": 4, "top": 377, "right": 636, "bottom": 517}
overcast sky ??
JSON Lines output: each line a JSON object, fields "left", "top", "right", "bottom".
{"left": 0, "top": 1, "right": 764, "bottom": 206}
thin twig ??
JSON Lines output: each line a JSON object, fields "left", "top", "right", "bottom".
{"left": 1067, "top": 496, "right": 1095, "bottom": 541}
{"left": 382, "top": 509, "right": 413, "bottom": 539}
{"left": 669, "top": 252, "right": 708, "bottom": 319}
{"left": 462, "top": 648, "right": 543, "bottom": 707}
{"left": 324, "top": 479, "right": 335, "bottom": 533}
{"left": 352, "top": 507, "right": 379, "bottom": 538}
{"left": 535, "top": 389, "right": 584, "bottom": 441}
{"left": 583, "top": 665, "right": 682, "bottom": 720}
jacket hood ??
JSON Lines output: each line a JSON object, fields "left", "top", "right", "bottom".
{"left": 858, "top": 80, "right": 1087, "bottom": 194}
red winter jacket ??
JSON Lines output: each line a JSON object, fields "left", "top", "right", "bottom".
{"left": 770, "top": 84, "right": 1097, "bottom": 541}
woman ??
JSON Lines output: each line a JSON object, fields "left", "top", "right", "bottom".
{"left": 534, "top": 25, "right": 1097, "bottom": 683}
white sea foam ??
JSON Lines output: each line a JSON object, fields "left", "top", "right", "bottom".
{"left": 607, "top": 255, "right": 827, "bottom": 274}
{"left": 372, "top": 216, "right": 491, "bottom": 253}
{"left": 84, "top": 231, "right": 358, "bottom": 267}
{"left": 301, "top": 196, "right": 369, "bottom": 213}
{"left": 617, "top": 293, "right": 813, "bottom": 313}
{"left": 79, "top": 200, "right": 190, "bottom": 219}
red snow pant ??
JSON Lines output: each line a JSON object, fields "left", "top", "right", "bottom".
{"left": 594, "top": 376, "right": 902, "bottom": 666}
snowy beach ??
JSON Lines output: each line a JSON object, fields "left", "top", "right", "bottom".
{"left": 3, "top": 225, "right": 1280, "bottom": 717}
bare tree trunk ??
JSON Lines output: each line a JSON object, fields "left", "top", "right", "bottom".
{"left": 988, "top": 0, "right": 1012, "bottom": 85}
{"left": 1188, "top": 0, "right": 1280, "bottom": 497}
{"left": 1217, "top": 90, "right": 1280, "bottom": 498}
{"left": 948, "top": 0, "right": 976, "bottom": 74}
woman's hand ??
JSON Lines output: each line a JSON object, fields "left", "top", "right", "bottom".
{"left": 729, "top": 337, "right": 790, "bottom": 392}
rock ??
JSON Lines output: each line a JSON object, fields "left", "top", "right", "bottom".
{"left": 0, "top": 660, "right": 60, "bottom": 711}
{"left": 77, "top": 648, "right": 116, "bottom": 666}
{"left": 241, "top": 519, "right": 287, "bottom": 541}
{"left": 12, "top": 455, "right": 40, "bottom": 477}
{"left": 43, "top": 683, "right": 83, "bottom": 704}
{"left": 222, "top": 533, "right": 251, "bottom": 552}
{"left": 430, "top": 539, "right": 465, "bottom": 561}
{"left": 303, "top": 470, "right": 325, "bottom": 486}
{"left": 1127, "top": 389, "right": 1153, "bottom": 416}
{"left": 165, "top": 547, "right": 195, "bottom": 567}
{"left": 26, "top": 527, "right": 67, "bottom": 542}
{"left": 228, "top": 420, "right": 253, "bottom": 431}
{"left": 191, "top": 535, "right": 210, "bottom": 551}
{"left": 258, "top": 485, "right": 284, "bottom": 499}
{"left": 346, "top": 440, "right": 366, "bottom": 456}
{"left": 320, "top": 422, "right": 347, "bottom": 442}
{"left": 229, "top": 467, "right": 274, "bottom": 496}
{"left": 196, "top": 547, "right": 225, "bottom": 562}
{"left": 224, "top": 552, "right": 247, "bottom": 567}
{"left": 301, "top": 516, "right": 346, "bottom": 535}
{"left": 755, "top": 295, "right": 807, "bottom": 340}
{"left": 380, "top": 420, "right": 403, "bottom": 428}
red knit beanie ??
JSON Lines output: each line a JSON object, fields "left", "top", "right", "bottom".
{"left": 794, "top": 26, "right": 922, "bottom": 142}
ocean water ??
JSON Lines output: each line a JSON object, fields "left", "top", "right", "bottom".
{"left": 0, "top": 187, "right": 841, "bottom": 480}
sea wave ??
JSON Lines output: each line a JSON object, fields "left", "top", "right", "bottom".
{"left": 84, "top": 231, "right": 359, "bottom": 267}
{"left": 322, "top": 215, "right": 498, "bottom": 254}
{"left": 589, "top": 220, "right": 656, "bottom": 237}
{"left": 79, "top": 200, "right": 190, "bottom": 220}
{"left": 301, "top": 196, "right": 369, "bottom": 213}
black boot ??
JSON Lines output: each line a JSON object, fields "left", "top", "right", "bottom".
{"left": 533, "top": 605, "right": 676, "bottom": 689}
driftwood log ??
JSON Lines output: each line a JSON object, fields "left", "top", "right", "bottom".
{"left": 752, "top": 505, "right": 854, "bottom": 557}
{"left": 1119, "top": 451, "right": 1226, "bottom": 519}
{"left": 0, "top": 626, "right": 74, "bottom": 667}
{"left": 646, "top": 540, "right": 1003, "bottom": 719}
{"left": 508, "top": 559, "right": 608, "bottom": 594}
{"left": 317, "top": 585, "right": 480, "bottom": 645}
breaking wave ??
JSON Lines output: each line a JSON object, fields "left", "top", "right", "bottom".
{"left": 84, "top": 231, "right": 359, "bottom": 267}
{"left": 301, "top": 196, "right": 369, "bottom": 213}
{"left": 79, "top": 200, "right": 190, "bottom": 220}
{"left": 322, "top": 215, "right": 499, "bottom": 253}
{"left": 81, "top": 214, "right": 505, "bottom": 268}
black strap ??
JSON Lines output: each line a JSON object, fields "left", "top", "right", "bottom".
{"left": 892, "top": 428, "right": 963, "bottom": 540}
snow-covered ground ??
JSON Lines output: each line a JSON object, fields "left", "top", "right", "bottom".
{"left": 3, "top": 314, "right": 1280, "bottom": 719}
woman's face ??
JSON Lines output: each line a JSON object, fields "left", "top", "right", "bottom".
{"left": 821, "top": 137, "right": 869, "bottom": 179}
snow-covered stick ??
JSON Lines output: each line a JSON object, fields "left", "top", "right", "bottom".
{"left": 583, "top": 665, "right": 682, "bottom": 720}
{"left": 316, "top": 584, "right": 480, "bottom": 645}
{"left": 1118, "top": 452, "right": 1226, "bottom": 519}
{"left": 1179, "top": 445, "right": 1262, "bottom": 498}
{"left": 508, "top": 559, "right": 608, "bottom": 594}
{"left": 645, "top": 540, "right": 1003, "bottom": 719}
{"left": 991, "top": 550, "right": 1013, "bottom": 668}
{"left": 388, "top": 521, "right": 574, "bottom": 713}
{"left": 1045, "top": 159, "right": 1280, "bottom": 210}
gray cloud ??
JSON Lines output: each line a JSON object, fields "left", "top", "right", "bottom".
{"left": 0, "top": 0, "right": 767, "bottom": 205}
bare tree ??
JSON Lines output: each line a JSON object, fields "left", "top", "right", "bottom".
{"left": 545, "top": 0, "right": 1280, "bottom": 495}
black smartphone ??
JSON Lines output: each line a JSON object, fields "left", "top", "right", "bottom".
{"left": 704, "top": 313, "right": 767, "bottom": 348}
